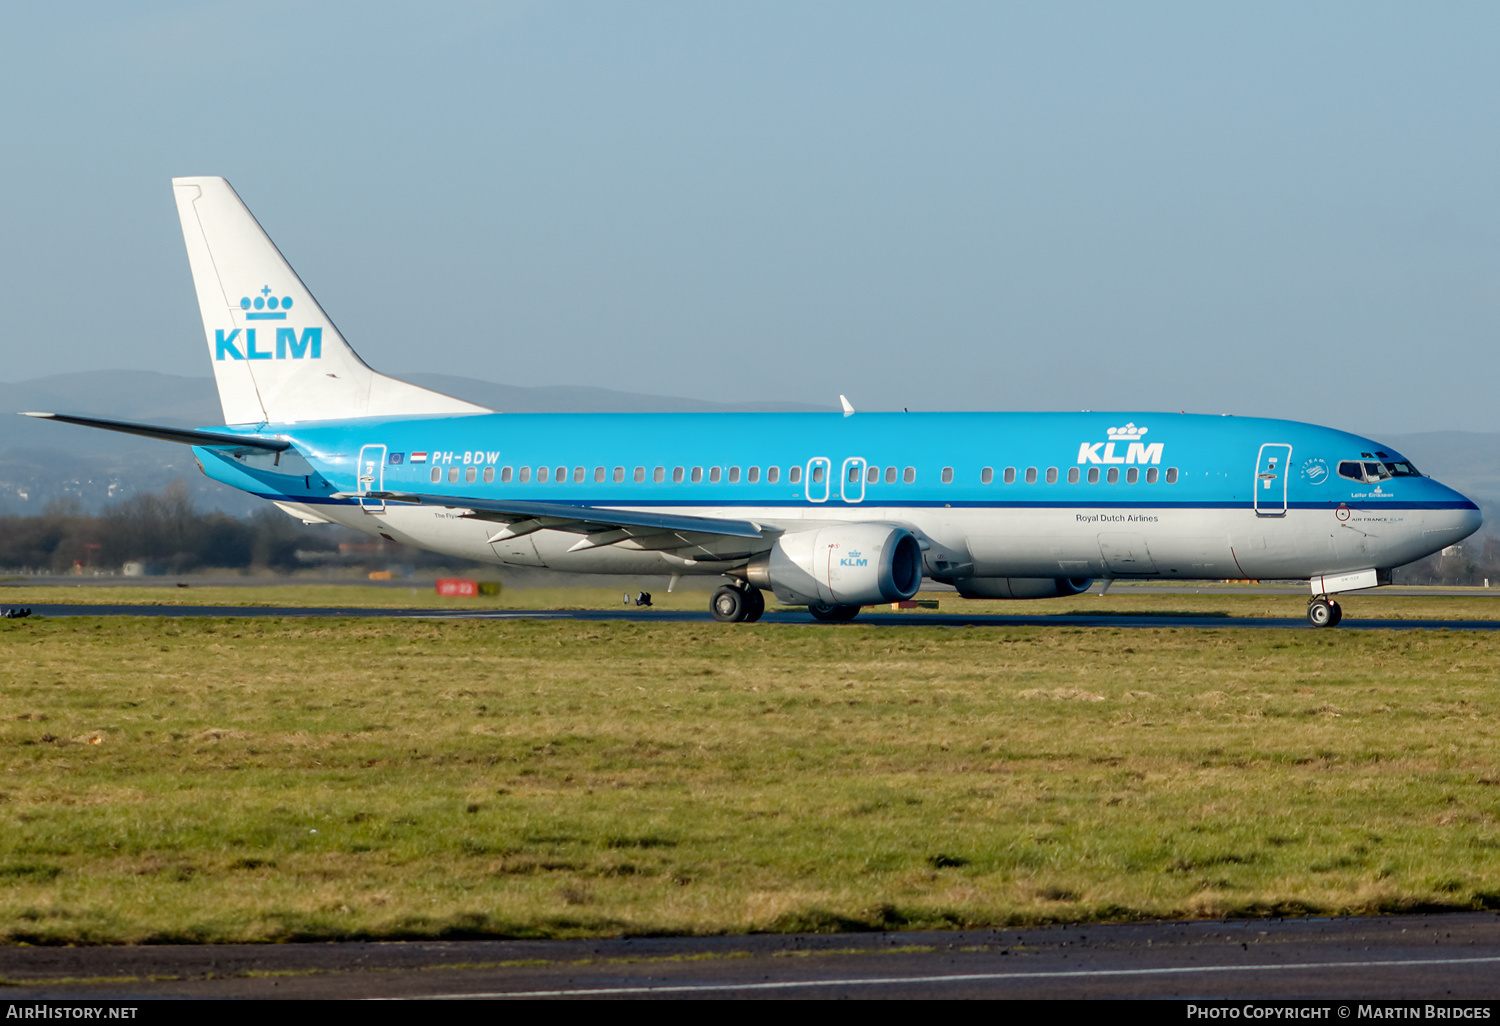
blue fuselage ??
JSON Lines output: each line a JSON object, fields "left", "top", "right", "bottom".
{"left": 191, "top": 410, "right": 1480, "bottom": 584}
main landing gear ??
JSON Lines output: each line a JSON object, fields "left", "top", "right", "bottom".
{"left": 1307, "top": 596, "right": 1343, "bottom": 628}
{"left": 808, "top": 602, "right": 860, "bottom": 622}
{"left": 711, "top": 583, "right": 766, "bottom": 623}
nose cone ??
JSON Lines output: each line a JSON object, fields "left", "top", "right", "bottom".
{"left": 1424, "top": 482, "right": 1483, "bottom": 549}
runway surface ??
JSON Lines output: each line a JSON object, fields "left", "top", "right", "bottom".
{"left": 7, "top": 602, "right": 1500, "bottom": 631}
{"left": 2, "top": 914, "right": 1499, "bottom": 999}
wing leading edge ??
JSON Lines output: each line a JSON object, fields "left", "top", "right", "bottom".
{"left": 336, "top": 490, "right": 771, "bottom": 553}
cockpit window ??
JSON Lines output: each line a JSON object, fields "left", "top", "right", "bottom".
{"left": 1338, "top": 459, "right": 1421, "bottom": 483}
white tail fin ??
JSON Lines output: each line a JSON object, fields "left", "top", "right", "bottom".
{"left": 172, "top": 177, "right": 490, "bottom": 425}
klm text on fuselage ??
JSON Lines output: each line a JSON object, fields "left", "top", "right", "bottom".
{"left": 1076, "top": 441, "right": 1164, "bottom": 465}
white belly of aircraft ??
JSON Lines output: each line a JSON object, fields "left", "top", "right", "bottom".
{"left": 316, "top": 501, "right": 1469, "bottom": 583}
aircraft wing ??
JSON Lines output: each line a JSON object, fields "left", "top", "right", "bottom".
{"left": 20, "top": 412, "right": 291, "bottom": 453}
{"left": 337, "top": 490, "right": 772, "bottom": 554}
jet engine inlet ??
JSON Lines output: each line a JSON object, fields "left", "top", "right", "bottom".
{"left": 744, "top": 525, "right": 923, "bottom": 607}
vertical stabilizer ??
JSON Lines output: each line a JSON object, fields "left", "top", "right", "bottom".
{"left": 172, "top": 177, "right": 489, "bottom": 425}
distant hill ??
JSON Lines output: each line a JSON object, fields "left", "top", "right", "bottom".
{"left": 0, "top": 371, "right": 828, "bottom": 515}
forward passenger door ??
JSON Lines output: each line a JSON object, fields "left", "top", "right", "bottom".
{"left": 1253, "top": 444, "right": 1292, "bottom": 517}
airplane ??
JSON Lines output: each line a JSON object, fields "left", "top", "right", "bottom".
{"left": 22, "top": 177, "right": 1483, "bottom": 627}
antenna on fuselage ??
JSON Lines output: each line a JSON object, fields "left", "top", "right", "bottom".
{"left": 839, "top": 395, "right": 855, "bottom": 417}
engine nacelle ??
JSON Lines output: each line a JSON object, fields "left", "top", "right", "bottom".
{"left": 955, "top": 576, "right": 1093, "bottom": 600}
{"left": 745, "top": 524, "right": 923, "bottom": 607}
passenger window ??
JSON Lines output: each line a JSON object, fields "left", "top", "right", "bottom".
{"left": 465, "top": 467, "right": 477, "bottom": 483}
{"left": 748, "top": 466, "right": 759, "bottom": 483}
{"left": 903, "top": 467, "right": 915, "bottom": 483}
{"left": 981, "top": 467, "right": 994, "bottom": 484}
{"left": 1126, "top": 467, "right": 1138, "bottom": 484}
{"left": 594, "top": 467, "right": 606, "bottom": 483}
{"left": 673, "top": 467, "right": 685, "bottom": 483}
{"left": 767, "top": 466, "right": 779, "bottom": 484}
{"left": 867, "top": 466, "right": 878, "bottom": 484}
{"left": 537, "top": 466, "right": 549, "bottom": 483}
{"left": 1166, "top": 467, "right": 1178, "bottom": 483}
{"left": 634, "top": 466, "right": 645, "bottom": 482}
{"left": 1025, "top": 467, "right": 1037, "bottom": 484}
{"left": 1107, "top": 467, "right": 1119, "bottom": 483}
{"left": 1146, "top": 467, "right": 1158, "bottom": 484}
{"left": 654, "top": 466, "right": 665, "bottom": 483}
{"left": 811, "top": 466, "right": 824, "bottom": 483}
{"left": 710, "top": 467, "right": 722, "bottom": 483}
{"left": 573, "top": 466, "right": 585, "bottom": 483}
{"left": 691, "top": 467, "right": 703, "bottom": 483}
{"left": 1003, "top": 467, "right": 1015, "bottom": 484}
{"left": 1088, "top": 467, "right": 1100, "bottom": 484}
{"left": 501, "top": 466, "right": 513, "bottom": 483}
{"left": 1046, "top": 467, "right": 1058, "bottom": 484}
{"left": 941, "top": 467, "right": 953, "bottom": 484}
{"left": 729, "top": 467, "right": 741, "bottom": 483}
{"left": 1067, "top": 467, "right": 1080, "bottom": 484}
{"left": 556, "top": 466, "right": 567, "bottom": 482}
{"left": 449, "top": 467, "right": 461, "bottom": 484}
{"left": 790, "top": 466, "right": 802, "bottom": 484}
{"left": 519, "top": 466, "right": 530, "bottom": 483}
{"left": 885, "top": 466, "right": 897, "bottom": 484}
{"left": 848, "top": 465, "right": 860, "bottom": 483}
{"left": 614, "top": 467, "right": 625, "bottom": 482}
{"left": 483, "top": 467, "right": 495, "bottom": 483}
{"left": 430, "top": 467, "right": 441, "bottom": 483}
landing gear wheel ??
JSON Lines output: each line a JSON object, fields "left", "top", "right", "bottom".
{"left": 1307, "top": 597, "right": 1336, "bottom": 628}
{"left": 808, "top": 602, "right": 860, "bottom": 622}
{"left": 742, "top": 587, "right": 766, "bottom": 623}
{"left": 711, "top": 586, "right": 748, "bottom": 623}
{"left": 1327, "top": 600, "right": 1342, "bottom": 627}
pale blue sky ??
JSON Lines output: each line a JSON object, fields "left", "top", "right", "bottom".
{"left": 3, "top": 2, "right": 1499, "bottom": 433}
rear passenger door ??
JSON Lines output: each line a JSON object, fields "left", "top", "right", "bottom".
{"left": 356, "top": 444, "right": 387, "bottom": 513}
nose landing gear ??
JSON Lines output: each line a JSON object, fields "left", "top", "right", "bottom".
{"left": 1307, "top": 596, "right": 1343, "bottom": 628}
{"left": 711, "top": 583, "right": 766, "bottom": 623}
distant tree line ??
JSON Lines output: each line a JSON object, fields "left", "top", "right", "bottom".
{"left": 0, "top": 480, "right": 466, "bottom": 575}
{"left": 1393, "top": 536, "right": 1500, "bottom": 587}
{"left": 4, "top": 479, "right": 1494, "bottom": 585}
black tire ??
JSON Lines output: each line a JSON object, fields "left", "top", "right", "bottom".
{"left": 742, "top": 587, "right": 766, "bottom": 623}
{"left": 809, "top": 602, "right": 860, "bottom": 622}
{"left": 1327, "top": 600, "right": 1343, "bottom": 627}
{"left": 711, "top": 586, "right": 748, "bottom": 623}
{"left": 1307, "top": 598, "right": 1334, "bottom": 628}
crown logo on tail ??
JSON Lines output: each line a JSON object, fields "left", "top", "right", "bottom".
{"left": 240, "top": 285, "right": 293, "bottom": 320}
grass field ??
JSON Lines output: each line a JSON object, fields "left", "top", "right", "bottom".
{"left": 3, "top": 609, "right": 1500, "bottom": 944}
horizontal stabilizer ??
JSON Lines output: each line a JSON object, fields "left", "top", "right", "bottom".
{"left": 20, "top": 412, "right": 291, "bottom": 452}
{"left": 334, "top": 490, "right": 768, "bottom": 539}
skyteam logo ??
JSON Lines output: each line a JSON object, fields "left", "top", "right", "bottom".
{"left": 1077, "top": 423, "right": 1163, "bottom": 466}
{"left": 216, "top": 285, "right": 322, "bottom": 361}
